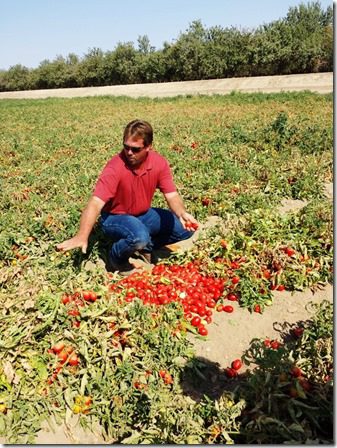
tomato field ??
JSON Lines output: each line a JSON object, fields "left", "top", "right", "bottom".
{"left": 0, "top": 92, "right": 333, "bottom": 443}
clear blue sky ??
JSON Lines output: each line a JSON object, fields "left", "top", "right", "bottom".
{"left": 0, "top": 0, "right": 334, "bottom": 70}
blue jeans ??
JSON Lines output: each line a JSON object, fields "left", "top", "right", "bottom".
{"left": 100, "top": 208, "right": 193, "bottom": 263}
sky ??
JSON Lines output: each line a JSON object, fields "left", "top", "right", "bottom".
{"left": 0, "top": 0, "right": 334, "bottom": 70}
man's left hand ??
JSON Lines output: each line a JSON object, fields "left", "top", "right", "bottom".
{"left": 179, "top": 212, "right": 199, "bottom": 231}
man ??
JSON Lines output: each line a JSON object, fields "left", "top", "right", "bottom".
{"left": 57, "top": 119, "right": 198, "bottom": 273}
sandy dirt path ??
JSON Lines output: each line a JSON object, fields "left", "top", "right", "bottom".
{"left": 0, "top": 72, "right": 332, "bottom": 100}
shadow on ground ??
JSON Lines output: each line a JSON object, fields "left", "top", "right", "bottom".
{"left": 179, "top": 314, "right": 333, "bottom": 444}
{"left": 180, "top": 356, "right": 246, "bottom": 401}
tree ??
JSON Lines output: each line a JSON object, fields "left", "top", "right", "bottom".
{"left": 284, "top": 1, "right": 333, "bottom": 72}
{"left": 101, "top": 43, "right": 138, "bottom": 85}
{"left": 0, "top": 64, "right": 31, "bottom": 91}
{"left": 137, "top": 35, "right": 155, "bottom": 55}
{"left": 163, "top": 20, "right": 208, "bottom": 81}
{"left": 78, "top": 47, "right": 105, "bottom": 87}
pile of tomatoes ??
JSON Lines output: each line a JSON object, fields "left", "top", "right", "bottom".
{"left": 108, "top": 261, "right": 241, "bottom": 337}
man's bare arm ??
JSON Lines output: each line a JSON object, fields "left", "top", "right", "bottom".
{"left": 56, "top": 196, "right": 105, "bottom": 254}
{"left": 164, "top": 192, "right": 198, "bottom": 229}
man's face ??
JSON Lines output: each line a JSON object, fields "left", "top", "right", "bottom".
{"left": 123, "top": 137, "right": 150, "bottom": 168}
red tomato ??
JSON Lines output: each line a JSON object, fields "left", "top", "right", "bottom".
{"left": 57, "top": 350, "right": 68, "bottom": 363}
{"left": 51, "top": 341, "right": 65, "bottom": 354}
{"left": 263, "top": 270, "right": 271, "bottom": 279}
{"left": 163, "top": 373, "right": 173, "bottom": 385}
{"left": 198, "top": 308, "right": 207, "bottom": 317}
{"left": 68, "top": 309, "right": 80, "bottom": 317}
{"left": 227, "top": 293, "right": 238, "bottom": 302}
{"left": 206, "top": 299, "right": 216, "bottom": 308}
{"left": 285, "top": 247, "right": 295, "bottom": 257}
{"left": 194, "top": 299, "right": 204, "bottom": 309}
{"left": 189, "top": 305, "right": 199, "bottom": 314}
{"left": 299, "top": 377, "right": 311, "bottom": 391}
{"left": 186, "top": 222, "right": 198, "bottom": 231}
{"left": 223, "top": 305, "right": 234, "bottom": 313}
{"left": 201, "top": 197, "right": 211, "bottom": 207}
{"left": 264, "top": 339, "right": 271, "bottom": 347}
{"left": 191, "top": 316, "right": 201, "bottom": 327}
{"left": 212, "top": 288, "right": 221, "bottom": 300}
{"left": 169, "top": 291, "right": 177, "bottom": 299}
{"left": 198, "top": 326, "right": 208, "bottom": 336}
{"left": 225, "top": 368, "right": 238, "bottom": 378}
{"left": 61, "top": 294, "right": 71, "bottom": 305}
{"left": 231, "top": 276, "right": 240, "bottom": 285}
{"left": 270, "top": 340, "right": 280, "bottom": 350}
{"left": 89, "top": 291, "right": 97, "bottom": 302}
{"left": 82, "top": 290, "right": 92, "bottom": 301}
{"left": 254, "top": 304, "right": 261, "bottom": 314}
{"left": 220, "top": 240, "right": 228, "bottom": 249}
{"left": 83, "top": 396, "right": 92, "bottom": 406}
{"left": 290, "top": 366, "right": 302, "bottom": 378}
{"left": 68, "top": 354, "right": 79, "bottom": 366}
{"left": 231, "top": 359, "right": 242, "bottom": 371}
{"left": 231, "top": 261, "right": 240, "bottom": 270}
{"left": 134, "top": 381, "right": 145, "bottom": 390}
{"left": 205, "top": 315, "right": 212, "bottom": 324}
{"left": 293, "top": 327, "right": 304, "bottom": 338}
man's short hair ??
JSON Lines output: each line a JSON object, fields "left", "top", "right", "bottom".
{"left": 123, "top": 119, "right": 153, "bottom": 147}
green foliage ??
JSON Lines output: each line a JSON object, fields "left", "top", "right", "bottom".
{"left": 0, "top": 2, "right": 332, "bottom": 91}
{"left": 238, "top": 300, "right": 333, "bottom": 444}
{"left": 250, "top": 1, "right": 333, "bottom": 75}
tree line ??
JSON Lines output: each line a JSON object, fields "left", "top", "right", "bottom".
{"left": 0, "top": 2, "right": 332, "bottom": 92}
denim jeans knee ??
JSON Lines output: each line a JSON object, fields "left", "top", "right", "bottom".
{"left": 138, "top": 208, "right": 193, "bottom": 248}
{"left": 100, "top": 213, "right": 152, "bottom": 262}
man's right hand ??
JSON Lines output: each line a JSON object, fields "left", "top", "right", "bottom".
{"left": 56, "top": 196, "right": 105, "bottom": 255}
{"left": 56, "top": 235, "right": 88, "bottom": 254}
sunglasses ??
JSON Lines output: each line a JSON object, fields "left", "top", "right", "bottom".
{"left": 123, "top": 143, "right": 144, "bottom": 153}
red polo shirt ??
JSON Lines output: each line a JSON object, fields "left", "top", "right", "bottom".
{"left": 93, "top": 150, "right": 177, "bottom": 216}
